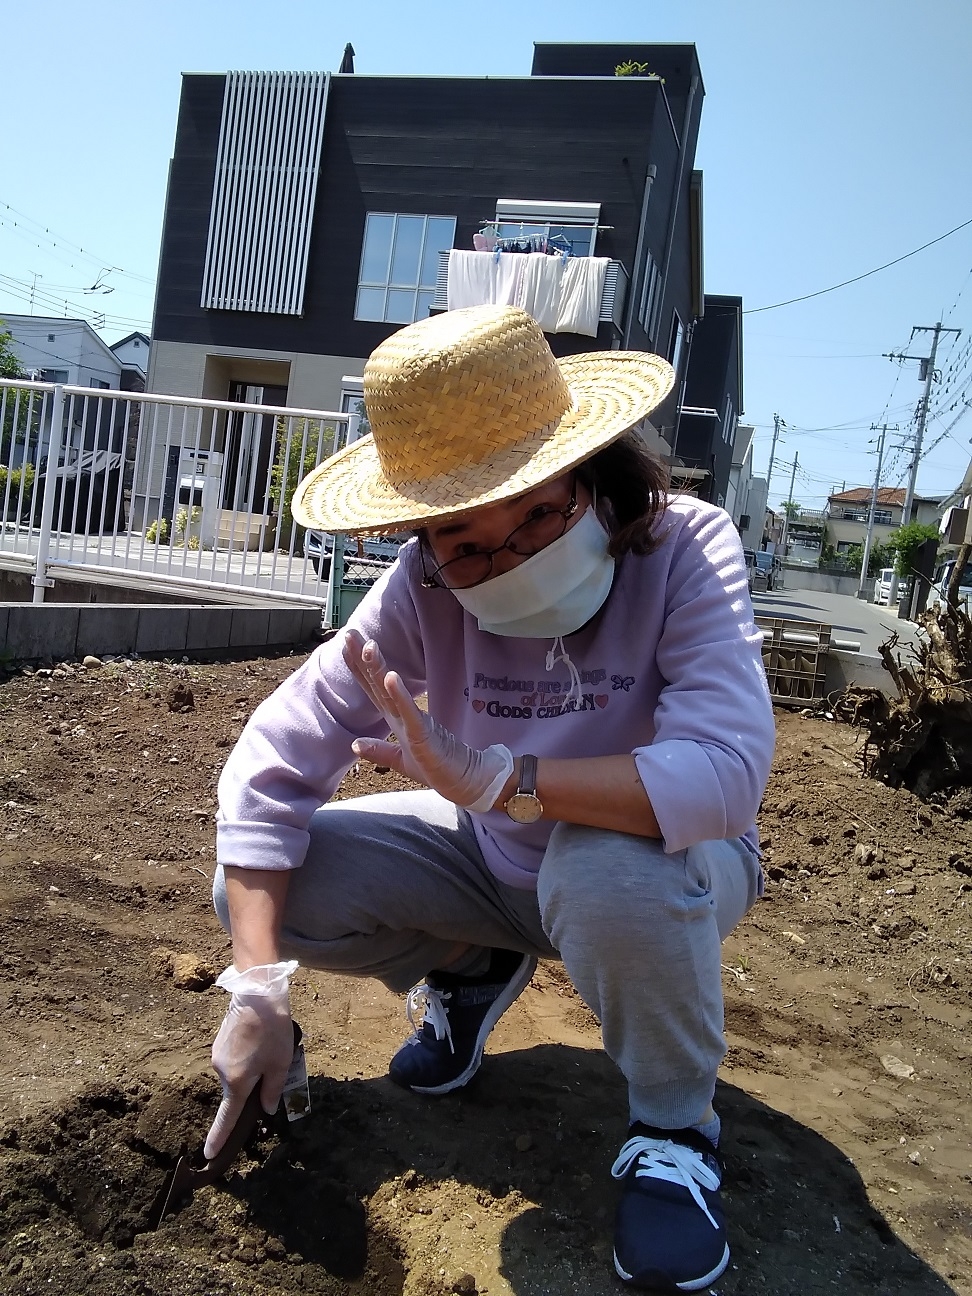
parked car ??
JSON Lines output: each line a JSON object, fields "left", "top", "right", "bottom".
{"left": 752, "top": 550, "right": 784, "bottom": 591}
{"left": 931, "top": 558, "right": 972, "bottom": 609}
{"left": 742, "top": 548, "right": 757, "bottom": 589}
{"left": 873, "top": 567, "right": 896, "bottom": 605}
{"left": 303, "top": 530, "right": 405, "bottom": 578}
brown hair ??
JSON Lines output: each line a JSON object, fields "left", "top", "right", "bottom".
{"left": 577, "top": 430, "right": 670, "bottom": 556}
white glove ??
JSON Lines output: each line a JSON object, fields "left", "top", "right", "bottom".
{"left": 203, "top": 959, "right": 298, "bottom": 1162}
{"left": 343, "top": 630, "right": 514, "bottom": 812}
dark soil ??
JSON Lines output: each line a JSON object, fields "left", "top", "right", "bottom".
{"left": 0, "top": 651, "right": 969, "bottom": 1295}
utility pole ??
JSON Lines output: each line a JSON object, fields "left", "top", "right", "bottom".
{"left": 766, "top": 412, "right": 784, "bottom": 495}
{"left": 858, "top": 423, "right": 896, "bottom": 598}
{"left": 886, "top": 322, "right": 961, "bottom": 605}
{"left": 780, "top": 453, "right": 798, "bottom": 555}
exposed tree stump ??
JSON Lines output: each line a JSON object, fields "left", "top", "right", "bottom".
{"left": 834, "top": 601, "right": 972, "bottom": 804}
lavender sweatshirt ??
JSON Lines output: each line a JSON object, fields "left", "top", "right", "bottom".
{"left": 217, "top": 496, "right": 775, "bottom": 889}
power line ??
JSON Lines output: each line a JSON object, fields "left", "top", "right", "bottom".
{"left": 0, "top": 199, "right": 155, "bottom": 284}
{"left": 744, "top": 214, "right": 972, "bottom": 314}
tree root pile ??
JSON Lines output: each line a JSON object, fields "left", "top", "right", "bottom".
{"left": 834, "top": 601, "right": 972, "bottom": 804}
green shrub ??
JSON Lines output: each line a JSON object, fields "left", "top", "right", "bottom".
{"left": 269, "top": 419, "right": 337, "bottom": 551}
{"left": 145, "top": 517, "right": 169, "bottom": 544}
{"left": 886, "top": 521, "right": 939, "bottom": 578}
{"left": 0, "top": 463, "right": 36, "bottom": 520}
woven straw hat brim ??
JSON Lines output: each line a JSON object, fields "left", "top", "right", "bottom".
{"left": 291, "top": 350, "right": 675, "bottom": 535}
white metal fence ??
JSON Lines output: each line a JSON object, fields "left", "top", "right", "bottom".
{"left": 0, "top": 377, "right": 385, "bottom": 613}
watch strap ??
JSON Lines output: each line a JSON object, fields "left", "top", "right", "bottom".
{"left": 518, "top": 753, "right": 538, "bottom": 796}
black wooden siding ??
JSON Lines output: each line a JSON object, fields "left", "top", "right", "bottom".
{"left": 152, "top": 72, "right": 692, "bottom": 366}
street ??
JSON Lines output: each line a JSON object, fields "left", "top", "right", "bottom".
{"left": 750, "top": 585, "right": 923, "bottom": 658}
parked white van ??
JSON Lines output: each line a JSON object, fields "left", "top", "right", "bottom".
{"left": 873, "top": 568, "right": 896, "bottom": 605}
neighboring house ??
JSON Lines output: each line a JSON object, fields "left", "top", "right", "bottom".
{"left": 783, "top": 509, "right": 826, "bottom": 564}
{"left": 670, "top": 295, "right": 743, "bottom": 508}
{"left": 1, "top": 314, "right": 122, "bottom": 389}
{"left": 825, "top": 487, "right": 944, "bottom": 554}
{"left": 725, "top": 421, "right": 754, "bottom": 526}
{"left": 146, "top": 42, "right": 716, "bottom": 527}
{"left": 763, "top": 506, "right": 784, "bottom": 553}
{"left": 739, "top": 474, "right": 768, "bottom": 553}
{"left": 109, "top": 331, "right": 151, "bottom": 391}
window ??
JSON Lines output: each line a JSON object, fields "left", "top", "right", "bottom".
{"left": 722, "top": 396, "right": 736, "bottom": 445}
{"left": 90, "top": 379, "right": 110, "bottom": 389}
{"left": 638, "top": 251, "right": 662, "bottom": 341}
{"left": 669, "top": 311, "right": 687, "bottom": 376}
{"left": 355, "top": 213, "right": 457, "bottom": 324}
{"left": 40, "top": 368, "right": 69, "bottom": 383}
{"left": 340, "top": 380, "right": 371, "bottom": 441}
{"left": 873, "top": 508, "right": 893, "bottom": 525}
{"left": 493, "top": 199, "right": 600, "bottom": 258}
{"left": 47, "top": 333, "right": 55, "bottom": 342}
{"left": 133, "top": 339, "right": 140, "bottom": 347}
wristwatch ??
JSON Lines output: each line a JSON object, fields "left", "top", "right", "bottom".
{"left": 505, "top": 754, "right": 543, "bottom": 824}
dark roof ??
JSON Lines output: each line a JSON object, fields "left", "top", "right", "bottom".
{"left": 109, "top": 331, "right": 151, "bottom": 351}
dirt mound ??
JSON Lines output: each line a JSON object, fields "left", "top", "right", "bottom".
{"left": 0, "top": 652, "right": 969, "bottom": 1294}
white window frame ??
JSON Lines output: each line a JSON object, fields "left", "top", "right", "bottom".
{"left": 638, "top": 251, "right": 662, "bottom": 341}
{"left": 491, "top": 199, "right": 600, "bottom": 258}
{"left": 722, "top": 395, "right": 736, "bottom": 445}
{"left": 355, "top": 213, "right": 457, "bottom": 325}
{"left": 669, "top": 311, "right": 687, "bottom": 376}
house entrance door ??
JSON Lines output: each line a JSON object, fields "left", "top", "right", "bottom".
{"left": 223, "top": 383, "right": 288, "bottom": 514}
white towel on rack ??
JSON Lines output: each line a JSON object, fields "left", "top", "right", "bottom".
{"left": 556, "top": 257, "right": 609, "bottom": 337}
{"left": 447, "top": 250, "right": 522, "bottom": 311}
{"left": 516, "top": 252, "right": 564, "bottom": 332}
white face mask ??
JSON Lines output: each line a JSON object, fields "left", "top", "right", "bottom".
{"left": 450, "top": 506, "right": 616, "bottom": 637}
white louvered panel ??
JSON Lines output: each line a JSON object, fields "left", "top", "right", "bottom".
{"left": 201, "top": 71, "right": 329, "bottom": 315}
{"left": 433, "top": 249, "right": 451, "bottom": 309}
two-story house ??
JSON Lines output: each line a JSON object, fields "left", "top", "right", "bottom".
{"left": 144, "top": 42, "right": 726, "bottom": 530}
{"left": 1, "top": 315, "right": 123, "bottom": 389}
{"left": 825, "top": 486, "right": 944, "bottom": 554}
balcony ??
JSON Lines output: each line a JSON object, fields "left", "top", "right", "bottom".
{"left": 431, "top": 250, "right": 629, "bottom": 332}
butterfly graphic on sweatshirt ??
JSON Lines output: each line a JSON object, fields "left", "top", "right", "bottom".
{"left": 611, "top": 674, "right": 635, "bottom": 692}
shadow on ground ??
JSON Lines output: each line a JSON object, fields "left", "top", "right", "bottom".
{"left": 2, "top": 1043, "right": 954, "bottom": 1296}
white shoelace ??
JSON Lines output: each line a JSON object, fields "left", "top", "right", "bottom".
{"left": 405, "top": 982, "right": 454, "bottom": 1053}
{"left": 611, "top": 1135, "right": 721, "bottom": 1230}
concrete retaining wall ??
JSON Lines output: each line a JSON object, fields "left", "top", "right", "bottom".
{"left": 0, "top": 602, "right": 322, "bottom": 662}
{"left": 825, "top": 649, "right": 893, "bottom": 697}
{"left": 782, "top": 568, "right": 863, "bottom": 597}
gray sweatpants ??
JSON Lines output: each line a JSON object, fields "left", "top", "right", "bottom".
{"left": 214, "top": 790, "right": 762, "bottom": 1129}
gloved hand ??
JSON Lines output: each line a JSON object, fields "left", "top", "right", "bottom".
{"left": 343, "top": 630, "right": 514, "bottom": 812}
{"left": 203, "top": 959, "right": 298, "bottom": 1162}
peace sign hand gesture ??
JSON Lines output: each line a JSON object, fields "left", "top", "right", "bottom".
{"left": 342, "top": 630, "right": 514, "bottom": 813}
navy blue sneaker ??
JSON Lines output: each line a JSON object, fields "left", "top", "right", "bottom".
{"left": 611, "top": 1122, "right": 729, "bottom": 1292}
{"left": 388, "top": 949, "right": 537, "bottom": 1095}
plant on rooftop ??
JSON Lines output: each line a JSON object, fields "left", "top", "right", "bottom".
{"left": 615, "top": 61, "right": 664, "bottom": 81}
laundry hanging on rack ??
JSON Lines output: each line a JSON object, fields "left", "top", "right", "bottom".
{"left": 447, "top": 250, "right": 609, "bottom": 336}
{"left": 556, "top": 257, "right": 609, "bottom": 337}
{"left": 446, "top": 249, "right": 521, "bottom": 311}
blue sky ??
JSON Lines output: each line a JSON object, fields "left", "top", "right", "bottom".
{"left": 2, "top": 0, "right": 970, "bottom": 511}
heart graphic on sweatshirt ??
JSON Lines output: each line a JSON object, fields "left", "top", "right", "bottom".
{"left": 472, "top": 698, "right": 486, "bottom": 712}
{"left": 595, "top": 695, "right": 609, "bottom": 709}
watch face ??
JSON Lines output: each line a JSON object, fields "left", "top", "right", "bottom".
{"left": 506, "top": 792, "right": 542, "bottom": 824}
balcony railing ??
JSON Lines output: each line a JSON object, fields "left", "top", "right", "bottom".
{"left": 0, "top": 377, "right": 369, "bottom": 612}
{"left": 432, "top": 249, "right": 629, "bottom": 331}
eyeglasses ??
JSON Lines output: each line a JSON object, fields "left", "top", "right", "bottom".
{"left": 421, "top": 477, "right": 579, "bottom": 589}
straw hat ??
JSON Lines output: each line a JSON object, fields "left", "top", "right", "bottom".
{"left": 291, "top": 304, "right": 675, "bottom": 535}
